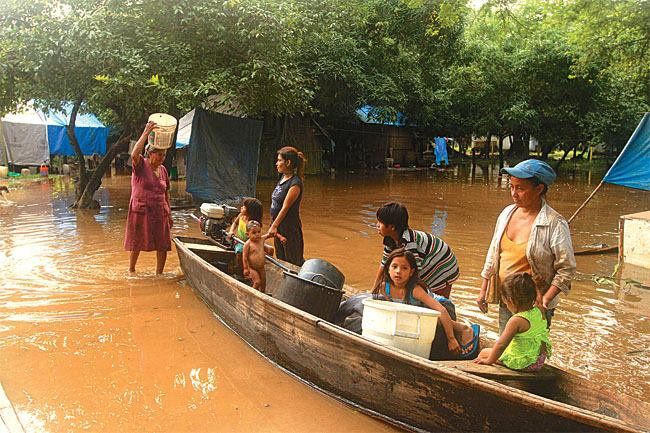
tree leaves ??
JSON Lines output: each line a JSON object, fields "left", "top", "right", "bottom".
{"left": 0, "top": 0, "right": 646, "bottom": 154}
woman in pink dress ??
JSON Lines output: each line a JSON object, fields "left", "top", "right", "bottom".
{"left": 124, "top": 121, "right": 173, "bottom": 274}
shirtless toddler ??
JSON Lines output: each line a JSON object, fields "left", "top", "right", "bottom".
{"left": 243, "top": 220, "right": 274, "bottom": 293}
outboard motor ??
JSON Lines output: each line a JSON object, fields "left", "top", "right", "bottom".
{"left": 198, "top": 203, "right": 239, "bottom": 244}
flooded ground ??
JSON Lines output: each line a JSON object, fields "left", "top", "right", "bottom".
{"left": 0, "top": 163, "right": 649, "bottom": 432}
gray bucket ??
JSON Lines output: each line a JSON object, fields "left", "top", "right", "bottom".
{"left": 275, "top": 271, "right": 344, "bottom": 322}
{"left": 297, "top": 258, "right": 345, "bottom": 291}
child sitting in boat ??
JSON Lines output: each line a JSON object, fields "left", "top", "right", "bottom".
{"left": 372, "top": 248, "right": 480, "bottom": 359}
{"left": 243, "top": 220, "right": 274, "bottom": 293}
{"left": 374, "top": 202, "right": 459, "bottom": 299}
{"left": 228, "top": 197, "right": 263, "bottom": 254}
{"left": 474, "top": 272, "right": 552, "bottom": 371}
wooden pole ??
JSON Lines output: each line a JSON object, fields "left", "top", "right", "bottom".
{"left": 567, "top": 180, "right": 605, "bottom": 224}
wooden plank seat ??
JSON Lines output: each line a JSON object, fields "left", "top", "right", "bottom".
{"left": 445, "top": 360, "right": 557, "bottom": 381}
{"left": 185, "top": 243, "right": 229, "bottom": 252}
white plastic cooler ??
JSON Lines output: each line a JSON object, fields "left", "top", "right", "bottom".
{"left": 362, "top": 298, "right": 440, "bottom": 358}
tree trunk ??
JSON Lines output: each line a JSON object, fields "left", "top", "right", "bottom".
{"left": 67, "top": 99, "right": 87, "bottom": 201}
{"left": 498, "top": 135, "right": 504, "bottom": 170}
{"left": 484, "top": 133, "right": 492, "bottom": 159}
{"left": 573, "top": 143, "right": 589, "bottom": 160}
{"left": 554, "top": 142, "right": 577, "bottom": 171}
{"left": 541, "top": 141, "right": 555, "bottom": 159}
{"left": 523, "top": 133, "right": 530, "bottom": 158}
{"left": 509, "top": 134, "right": 528, "bottom": 158}
{"left": 72, "top": 132, "right": 132, "bottom": 209}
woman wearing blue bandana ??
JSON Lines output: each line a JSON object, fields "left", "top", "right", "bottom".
{"left": 476, "top": 159, "right": 576, "bottom": 333}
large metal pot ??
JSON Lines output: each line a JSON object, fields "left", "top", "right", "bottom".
{"left": 274, "top": 259, "right": 345, "bottom": 322}
{"left": 297, "top": 258, "right": 345, "bottom": 291}
{"left": 275, "top": 272, "right": 344, "bottom": 322}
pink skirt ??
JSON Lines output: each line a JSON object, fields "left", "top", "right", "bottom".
{"left": 124, "top": 199, "right": 171, "bottom": 252}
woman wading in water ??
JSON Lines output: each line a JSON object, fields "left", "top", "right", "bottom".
{"left": 124, "top": 121, "right": 173, "bottom": 274}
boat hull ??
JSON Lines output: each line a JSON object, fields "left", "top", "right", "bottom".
{"left": 174, "top": 236, "right": 647, "bottom": 433}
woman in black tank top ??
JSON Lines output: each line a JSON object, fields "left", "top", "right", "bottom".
{"left": 267, "top": 146, "right": 306, "bottom": 266}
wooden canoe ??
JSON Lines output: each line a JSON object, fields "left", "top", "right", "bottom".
{"left": 574, "top": 245, "right": 618, "bottom": 256}
{"left": 174, "top": 236, "right": 650, "bottom": 432}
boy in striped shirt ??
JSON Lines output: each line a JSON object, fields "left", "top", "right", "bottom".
{"left": 374, "top": 202, "right": 460, "bottom": 299}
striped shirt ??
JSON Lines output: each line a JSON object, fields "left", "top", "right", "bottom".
{"left": 381, "top": 228, "right": 460, "bottom": 292}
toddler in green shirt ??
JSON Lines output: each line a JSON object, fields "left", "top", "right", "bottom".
{"left": 474, "top": 272, "right": 551, "bottom": 371}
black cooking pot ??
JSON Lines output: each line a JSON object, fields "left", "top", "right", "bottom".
{"left": 274, "top": 259, "right": 345, "bottom": 322}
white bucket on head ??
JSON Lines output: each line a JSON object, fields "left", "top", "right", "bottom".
{"left": 0, "top": 166, "right": 8, "bottom": 178}
{"left": 362, "top": 298, "right": 439, "bottom": 358}
{"left": 148, "top": 113, "right": 177, "bottom": 150}
{"left": 62, "top": 164, "right": 71, "bottom": 175}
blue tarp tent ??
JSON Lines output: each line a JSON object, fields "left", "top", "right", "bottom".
{"left": 45, "top": 105, "right": 108, "bottom": 156}
{"left": 603, "top": 113, "right": 650, "bottom": 191}
{"left": 356, "top": 105, "right": 407, "bottom": 126}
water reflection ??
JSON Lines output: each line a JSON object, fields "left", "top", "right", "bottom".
{"left": 1, "top": 165, "right": 649, "bottom": 432}
{"left": 430, "top": 209, "right": 448, "bottom": 237}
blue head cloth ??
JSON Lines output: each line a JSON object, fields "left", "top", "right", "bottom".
{"left": 500, "top": 159, "right": 556, "bottom": 186}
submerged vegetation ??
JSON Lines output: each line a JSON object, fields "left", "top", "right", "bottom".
{"left": 0, "top": 0, "right": 648, "bottom": 206}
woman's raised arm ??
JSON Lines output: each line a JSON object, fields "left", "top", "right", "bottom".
{"left": 131, "top": 121, "right": 157, "bottom": 167}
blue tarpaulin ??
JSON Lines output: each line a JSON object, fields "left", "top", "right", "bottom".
{"left": 603, "top": 113, "right": 650, "bottom": 191}
{"left": 45, "top": 106, "right": 108, "bottom": 156}
{"left": 356, "top": 105, "right": 407, "bottom": 126}
{"left": 434, "top": 137, "right": 449, "bottom": 165}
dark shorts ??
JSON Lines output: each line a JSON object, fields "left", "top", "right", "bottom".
{"left": 428, "top": 297, "right": 459, "bottom": 360}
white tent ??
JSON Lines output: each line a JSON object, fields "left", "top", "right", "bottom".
{"left": 1, "top": 107, "right": 49, "bottom": 166}
{"left": 175, "top": 109, "right": 194, "bottom": 149}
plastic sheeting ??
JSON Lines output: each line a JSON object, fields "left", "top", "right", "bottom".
{"left": 1, "top": 109, "right": 49, "bottom": 165}
{"left": 175, "top": 109, "right": 194, "bottom": 149}
{"left": 185, "top": 107, "right": 263, "bottom": 204}
{"left": 356, "top": 105, "right": 407, "bottom": 126}
{"left": 433, "top": 137, "right": 449, "bottom": 165}
{"left": 46, "top": 107, "right": 107, "bottom": 156}
{"left": 604, "top": 113, "right": 650, "bottom": 191}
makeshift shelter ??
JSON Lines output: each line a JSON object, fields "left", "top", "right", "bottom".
{"left": 355, "top": 105, "right": 407, "bottom": 126}
{"left": 0, "top": 108, "right": 49, "bottom": 165}
{"left": 176, "top": 109, "right": 193, "bottom": 150}
{"left": 173, "top": 109, "right": 194, "bottom": 178}
{"left": 0, "top": 103, "right": 108, "bottom": 166}
{"left": 354, "top": 105, "right": 418, "bottom": 168}
{"left": 182, "top": 107, "right": 263, "bottom": 204}
{"left": 45, "top": 105, "right": 107, "bottom": 157}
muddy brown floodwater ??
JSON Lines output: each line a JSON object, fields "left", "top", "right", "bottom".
{"left": 0, "top": 164, "right": 649, "bottom": 432}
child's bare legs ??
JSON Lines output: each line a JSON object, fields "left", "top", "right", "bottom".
{"left": 259, "top": 270, "right": 266, "bottom": 293}
{"left": 129, "top": 250, "right": 140, "bottom": 272}
{"left": 235, "top": 253, "right": 243, "bottom": 276}
{"left": 156, "top": 250, "right": 167, "bottom": 275}
{"left": 452, "top": 321, "right": 476, "bottom": 354}
{"left": 249, "top": 268, "right": 262, "bottom": 290}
